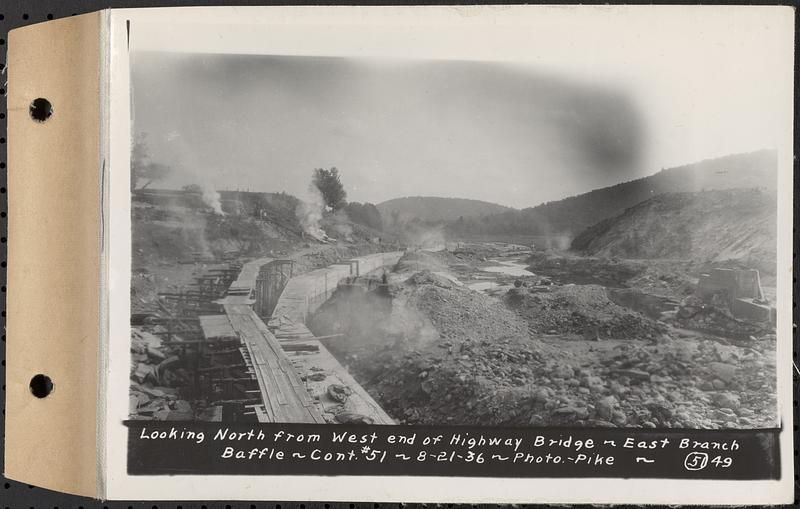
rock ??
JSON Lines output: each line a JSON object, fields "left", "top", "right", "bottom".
{"left": 137, "top": 402, "right": 161, "bottom": 417}
{"left": 528, "top": 415, "right": 546, "bottom": 426}
{"left": 131, "top": 352, "right": 148, "bottom": 363}
{"left": 609, "top": 381, "right": 627, "bottom": 396}
{"left": 154, "top": 409, "right": 172, "bottom": 420}
{"left": 699, "top": 381, "right": 714, "bottom": 391}
{"left": 712, "top": 379, "right": 727, "bottom": 390}
{"left": 596, "top": 396, "right": 618, "bottom": 421}
{"left": 708, "top": 362, "right": 737, "bottom": 383}
{"left": 552, "top": 364, "right": 574, "bottom": 379}
{"left": 327, "top": 384, "right": 352, "bottom": 403}
{"left": 712, "top": 392, "right": 740, "bottom": 411}
{"left": 714, "top": 408, "right": 736, "bottom": 420}
{"left": 614, "top": 369, "right": 650, "bottom": 382}
{"left": 533, "top": 388, "right": 550, "bottom": 403}
{"left": 132, "top": 364, "right": 154, "bottom": 384}
{"left": 642, "top": 421, "right": 657, "bottom": 428}
{"left": 146, "top": 345, "right": 167, "bottom": 362}
{"left": 611, "top": 410, "right": 627, "bottom": 426}
{"left": 335, "top": 412, "right": 375, "bottom": 424}
{"left": 171, "top": 399, "right": 193, "bottom": 413}
{"left": 645, "top": 400, "right": 673, "bottom": 421}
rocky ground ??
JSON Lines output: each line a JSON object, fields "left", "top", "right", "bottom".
{"left": 129, "top": 328, "right": 197, "bottom": 421}
{"left": 505, "top": 284, "right": 667, "bottom": 340}
{"left": 309, "top": 249, "right": 778, "bottom": 429}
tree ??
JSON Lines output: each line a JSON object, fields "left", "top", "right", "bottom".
{"left": 131, "top": 133, "right": 171, "bottom": 191}
{"left": 312, "top": 167, "right": 347, "bottom": 211}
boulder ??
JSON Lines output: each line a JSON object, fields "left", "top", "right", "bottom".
{"left": 708, "top": 362, "right": 737, "bottom": 383}
{"left": 712, "top": 392, "right": 741, "bottom": 411}
{"left": 595, "top": 396, "right": 618, "bottom": 421}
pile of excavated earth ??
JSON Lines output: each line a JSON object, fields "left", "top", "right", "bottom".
{"left": 310, "top": 250, "right": 777, "bottom": 429}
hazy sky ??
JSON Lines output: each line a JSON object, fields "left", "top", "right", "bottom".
{"left": 132, "top": 53, "right": 651, "bottom": 208}
{"left": 129, "top": 8, "right": 790, "bottom": 209}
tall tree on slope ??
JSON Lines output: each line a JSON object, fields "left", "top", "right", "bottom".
{"left": 312, "top": 167, "right": 348, "bottom": 211}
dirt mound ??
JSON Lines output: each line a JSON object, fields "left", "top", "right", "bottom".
{"left": 571, "top": 189, "right": 776, "bottom": 276}
{"left": 505, "top": 284, "right": 667, "bottom": 340}
{"left": 405, "top": 271, "right": 531, "bottom": 343}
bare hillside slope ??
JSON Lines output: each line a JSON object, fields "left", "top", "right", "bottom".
{"left": 571, "top": 189, "right": 776, "bottom": 275}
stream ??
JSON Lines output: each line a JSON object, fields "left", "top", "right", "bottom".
{"left": 467, "top": 257, "right": 534, "bottom": 293}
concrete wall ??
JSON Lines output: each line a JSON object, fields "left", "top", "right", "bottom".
{"left": 272, "top": 251, "right": 404, "bottom": 323}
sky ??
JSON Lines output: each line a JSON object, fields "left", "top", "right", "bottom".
{"left": 128, "top": 7, "right": 792, "bottom": 209}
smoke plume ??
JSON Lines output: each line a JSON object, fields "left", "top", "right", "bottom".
{"left": 403, "top": 225, "right": 446, "bottom": 252}
{"left": 296, "top": 184, "right": 328, "bottom": 241}
{"left": 201, "top": 183, "right": 224, "bottom": 215}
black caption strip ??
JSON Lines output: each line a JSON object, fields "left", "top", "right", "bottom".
{"left": 126, "top": 421, "right": 779, "bottom": 480}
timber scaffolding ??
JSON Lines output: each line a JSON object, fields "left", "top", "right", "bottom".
{"left": 207, "top": 252, "right": 404, "bottom": 424}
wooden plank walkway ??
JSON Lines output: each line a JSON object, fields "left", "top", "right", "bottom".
{"left": 217, "top": 256, "right": 325, "bottom": 423}
{"left": 223, "top": 302, "right": 325, "bottom": 423}
{"left": 272, "top": 317, "right": 395, "bottom": 424}
{"left": 219, "top": 252, "right": 404, "bottom": 424}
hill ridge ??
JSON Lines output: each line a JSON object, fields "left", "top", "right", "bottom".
{"left": 444, "top": 149, "right": 776, "bottom": 237}
{"left": 377, "top": 196, "right": 513, "bottom": 223}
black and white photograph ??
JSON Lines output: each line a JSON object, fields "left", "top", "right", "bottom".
{"left": 4, "top": 4, "right": 793, "bottom": 504}
{"left": 97, "top": 5, "right": 797, "bottom": 503}
{"left": 127, "top": 47, "right": 780, "bottom": 431}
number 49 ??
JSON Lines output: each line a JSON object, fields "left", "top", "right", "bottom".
{"left": 711, "top": 456, "right": 733, "bottom": 468}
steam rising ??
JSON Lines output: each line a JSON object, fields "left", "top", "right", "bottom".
{"left": 402, "top": 225, "right": 447, "bottom": 251}
{"left": 331, "top": 210, "right": 354, "bottom": 242}
{"left": 542, "top": 233, "right": 573, "bottom": 251}
{"left": 296, "top": 184, "right": 328, "bottom": 241}
{"left": 201, "top": 183, "right": 224, "bottom": 215}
